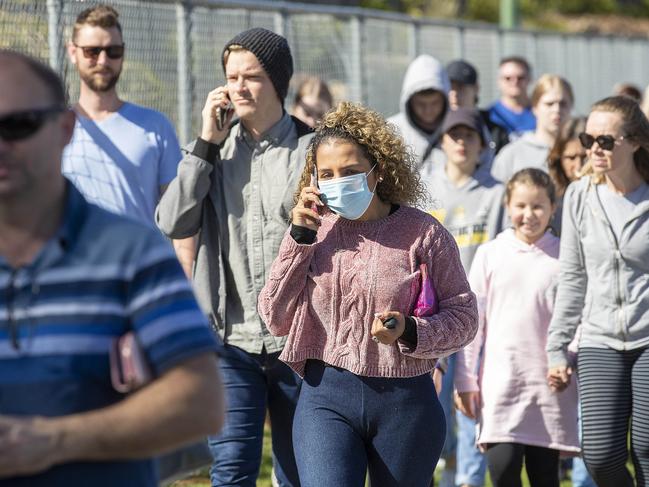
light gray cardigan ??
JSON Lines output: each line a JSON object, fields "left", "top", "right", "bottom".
{"left": 547, "top": 176, "right": 649, "bottom": 367}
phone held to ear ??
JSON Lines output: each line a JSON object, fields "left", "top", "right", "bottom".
{"left": 310, "top": 165, "right": 318, "bottom": 212}
{"left": 216, "top": 99, "right": 234, "bottom": 131}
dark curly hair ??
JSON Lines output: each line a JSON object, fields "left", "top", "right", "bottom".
{"left": 295, "top": 101, "right": 428, "bottom": 207}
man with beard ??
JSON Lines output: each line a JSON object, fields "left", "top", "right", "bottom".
{"left": 62, "top": 5, "right": 182, "bottom": 230}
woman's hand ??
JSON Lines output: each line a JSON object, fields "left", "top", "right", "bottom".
{"left": 455, "top": 391, "right": 481, "bottom": 420}
{"left": 547, "top": 366, "right": 572, "bottom": 392}
{"left": 371, "top": 311, "right": 406, "bottom": 345}
{"left": 291, "top": 185, "right": 323, "bottom": 231}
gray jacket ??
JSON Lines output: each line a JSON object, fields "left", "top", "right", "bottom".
{"left": 156, "top": 113, "right": 313, "bottom": 354}
{"left": 547, "top": 176, "right": 649, "bottom": 367}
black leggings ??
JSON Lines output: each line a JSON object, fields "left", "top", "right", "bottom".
{"left": 578, "top": 346, "right": 649, "bottom": 487}
{"left": 485, "top": 443, "right": 559, "bottom": 487}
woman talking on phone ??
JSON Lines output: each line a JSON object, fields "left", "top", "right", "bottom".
{"left": 258, "top": 102, "right": 478, "bottom": 487}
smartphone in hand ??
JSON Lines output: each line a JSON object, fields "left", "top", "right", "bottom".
{"left": 216, "top": 97, "right": 234, "bottom": 131}
{"left": 310, "top": 165, "right": 318, "bottom": 212}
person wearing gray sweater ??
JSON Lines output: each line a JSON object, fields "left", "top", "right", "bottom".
{"left": 546, "top": 96, "right": 649, "bottom": 487}
{"left": 491, "top": 74, "right": 573, "bottom": 184}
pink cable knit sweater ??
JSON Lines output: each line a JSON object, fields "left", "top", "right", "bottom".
{"left": 258, "top": 205, "right": 478, "bottom": 378}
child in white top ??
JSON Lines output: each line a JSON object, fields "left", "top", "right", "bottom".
{"left": 455, "top": 168, "right": 579, "bottom": 487}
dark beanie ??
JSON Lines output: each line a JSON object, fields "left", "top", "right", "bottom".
{"left": 222, "top": 27, "right": 293, "bottom": 102}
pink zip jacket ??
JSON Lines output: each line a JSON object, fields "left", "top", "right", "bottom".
{"left": 455, "top": 228, "right": 580, "bottom": 453}
{"left": 258, "top": 205, "right": 478, "bottom": 378}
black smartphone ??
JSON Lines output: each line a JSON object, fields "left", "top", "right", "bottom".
{"left": 216, "top": 99, "right": 233, "bottom": 131}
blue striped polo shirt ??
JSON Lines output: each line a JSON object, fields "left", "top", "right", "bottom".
{"left": 0, "top": 183, "right": 220, "bottom": 487}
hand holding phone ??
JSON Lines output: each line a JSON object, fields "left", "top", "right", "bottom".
{"left": 216, "top": 99, "right": 234, "bottom": 131}
{"left": 201, "top": 86, "right": 233, "bottom": 145}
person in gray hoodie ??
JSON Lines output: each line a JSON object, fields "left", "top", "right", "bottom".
{"left": 388, "top": 54, "right": 450, "bottom": 166}
{"left": 547, "top": 96, "right": 649, "bottom": 487}
{"left": 491, "top": 74, "right": 573, "bottom": 184}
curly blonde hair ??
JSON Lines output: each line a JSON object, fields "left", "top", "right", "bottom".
{"left": 296, "top": 101, "right": 428, "bottom": 207}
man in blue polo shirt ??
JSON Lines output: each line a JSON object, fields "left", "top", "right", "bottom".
{"left": 0, "top": 49, "right": 224, "bottom": 486}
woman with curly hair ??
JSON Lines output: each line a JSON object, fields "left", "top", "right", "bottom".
{"left": 258, "top": 102, "right": 478, "bottom": 486}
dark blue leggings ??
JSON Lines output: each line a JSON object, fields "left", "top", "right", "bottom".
{"left": 293, "top": 360, "right": 445, "bottom": 487}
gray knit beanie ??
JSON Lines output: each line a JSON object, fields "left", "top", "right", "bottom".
{"left": 222, "top": 27, "right": 293, "bottom": 102}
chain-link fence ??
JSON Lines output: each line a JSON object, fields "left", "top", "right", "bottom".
{"left": 2, "top": 0, "right": 649, "bottom": 144}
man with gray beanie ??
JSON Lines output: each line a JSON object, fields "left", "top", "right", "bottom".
{"left": 156, "top": 27, "right": 312, "bottom": 487}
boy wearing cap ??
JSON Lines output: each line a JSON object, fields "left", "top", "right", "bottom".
{"left": 157, "top": 28, "right": 312, "bottom": 487}
{"left": 423, "top": 108, "right": 504, "bottom": 487}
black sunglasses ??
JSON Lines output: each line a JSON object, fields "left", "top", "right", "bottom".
{"left": 578, "top": 132, "right": 625, "bottom": 151}
{"left": 75, "top": 44, "right": 125, "bottom": 59}
{"left": 0, "top": 106, "right": 66, "bottom": 142}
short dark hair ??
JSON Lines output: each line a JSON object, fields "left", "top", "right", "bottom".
{"left": 73, "top": 4, "right": 122, "bottom": 42}
{"left": 499, "top": 56, "right": 531, "bottom": 76}
{"left": 0, "top": 49, "right": 66, "bottom": 106}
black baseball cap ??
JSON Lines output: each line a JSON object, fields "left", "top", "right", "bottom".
{"left": 441, "top": 108, "right": 485, "bottom": 143}
{"left": 446, "top": 60, "right": 478, "bottom": 86}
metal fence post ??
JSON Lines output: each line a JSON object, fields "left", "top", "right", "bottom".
{"left": 176, "top": 1, "right": 193, "bottom": 145}
{"left": 408, "top": 20, "right": 419, "bottom": 58}
{"left": 454, "top": 25, "right": 465, "bottom": 59}
{"left": 46, "top": 0, "right": 64, "bottom": 75}
{"left": 350, "top": 14, "right": 365, "bottom": 104}
{"left": 274, "top": 9, "right": 287, "bottom": 36}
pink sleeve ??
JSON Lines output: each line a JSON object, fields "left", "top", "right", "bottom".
{"left": 398, "top": 227, "right": 478, "bottom": 360}
{"left": 454, "top": 245, "right": 488, "bottom": 393}
{"left": 258, "top": 229, "right": 314, "bottom": 337}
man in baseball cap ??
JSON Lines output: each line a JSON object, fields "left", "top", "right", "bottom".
{"left": 157, "top": 27, "right": 313, "bottom": 487}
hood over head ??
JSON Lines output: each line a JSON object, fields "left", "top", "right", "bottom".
{"left": 399, "top": 54, "right": 450, "bottom": 125}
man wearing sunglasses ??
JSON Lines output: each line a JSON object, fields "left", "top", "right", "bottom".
{"left": 62, "top": 6, "right": 182, "bottom": 229}
{"left": 0, "top": 49, "right": 225, "bottom": 487}
{"left": 488, "top": 56, "right": 536, "bottom": 141}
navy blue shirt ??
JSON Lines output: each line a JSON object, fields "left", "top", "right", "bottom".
{"left": 0, "top": 183, "right": 220, "bottom": 486}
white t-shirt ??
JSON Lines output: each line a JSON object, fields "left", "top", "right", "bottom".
{"left": 62, "top": 102, "right": 181, "bottom": 226}
{"left": 597, "top": 182, "right": 649, "bottom": 241}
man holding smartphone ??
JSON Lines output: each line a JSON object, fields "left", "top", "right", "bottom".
{"left": 157, "top": 27, "right": 313, "bottom": 487}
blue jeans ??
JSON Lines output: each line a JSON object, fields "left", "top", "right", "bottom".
{"left": 456, "top": 410, "right": 487, "bottom": 486}
{"left": 293, "top": 360, "right": 445, "bottom": 487}
{"left": 208, "top": 345, "right": 301, "bottom": 487}
{"left": 440, "top": 354, "right": 458, "bottom": 459}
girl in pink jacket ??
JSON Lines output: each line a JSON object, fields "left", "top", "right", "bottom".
{"left": 455, "top": 168, "right": 580, "bottom": 487}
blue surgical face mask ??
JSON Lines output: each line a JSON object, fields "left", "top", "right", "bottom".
{"left": 318, "top": 165, "right": 378, "bottom": 220}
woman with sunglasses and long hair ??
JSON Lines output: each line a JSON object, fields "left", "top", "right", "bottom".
{"left": 258, "top": 102, "right": 478, "bottom": 486}
{"left": 547, "top": 96, "right": 649, "bottom": 487}
{"left": 546, "top": 117, "right": 587, "bottom": 234}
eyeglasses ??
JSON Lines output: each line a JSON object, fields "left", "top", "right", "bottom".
{"left": 0, "top": 106, "right": 66, "bottom": 142}
{"left": 578, "top": 132, "right": 625, "bottom": 151}
{"left": 74, "top": 44, "right": 125, "bottom": 59}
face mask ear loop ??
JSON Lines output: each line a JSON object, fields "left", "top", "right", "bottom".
{"left": 367, "top": 164, "right": 379, "bottom": 194}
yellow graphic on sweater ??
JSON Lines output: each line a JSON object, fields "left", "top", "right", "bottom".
{"left": 428, "top": 207, "right": 489, "bottom": 248}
